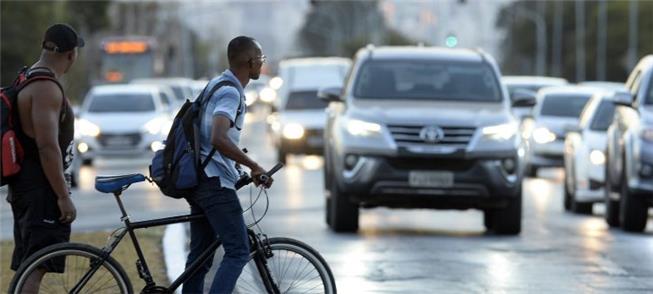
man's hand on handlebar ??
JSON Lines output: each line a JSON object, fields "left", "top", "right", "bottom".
{"left": 251, "top": 164, "right": 274, "bottom": 188}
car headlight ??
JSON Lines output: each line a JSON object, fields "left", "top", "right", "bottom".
{"left": 641, "top": 128, "right": 653, "bottom": 143}
{"left": 75, "top": 118, "right": 100, "bottom": 137}
{"left": 259, "top": 87, "right": 276, "bottom": 103}
{"left": 245, "top": 90, "right": 257, "bottom": 106}
{"left": 144, "top": 118, "right": 171, "bottom": 135}
{"left": 590, "top": 149, "right": 606, "bottom": 166}
{"left": 533, "top": 127, "right": 556, "bottom": 144}
{"left": 482, "top": 123, "right": 517, "bottom": 141}
{"left": 269, "top": 77, "right": 283, "bottom": 90}
{"left": 283, "top": 123, "right": 305, "bottom": 139}
{"left": 346, "top": 119, "right": 382, "bottom": 137}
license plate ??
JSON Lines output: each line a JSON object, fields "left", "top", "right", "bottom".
{"left": 307, "top": 136, "right": 323, "bottom": 146}
{"left": 409, "top": 171, "right": 454, "bottom": 188}
{"left": 105, "top": 136, "right": 132, "bottom": 146}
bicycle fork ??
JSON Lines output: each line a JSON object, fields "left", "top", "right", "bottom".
{"left": 249, "top": 231, "right": 281, "bottom": 294}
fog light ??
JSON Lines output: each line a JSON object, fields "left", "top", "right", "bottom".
{"left": 502, "top": 158, "right": 516, "bottom": 174}
{"left": 640, "top": 164, "right": 653, "bottom": 178}
{"left": 78, "top": 143, "right": 89, "bottom": 153}
{"left": 344, "top": 154, "right": 359, "bottom": 170}
{"left": 150, "top": 141, "right": 165, "bottom": 152}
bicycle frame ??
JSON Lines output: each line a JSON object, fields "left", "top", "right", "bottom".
{"left": 87, "top": 190, "right": 281, "bottom": 293}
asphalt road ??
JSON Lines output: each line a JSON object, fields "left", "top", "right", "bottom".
{"left": 2, "top": 110, "right": 653, "bottom": 293}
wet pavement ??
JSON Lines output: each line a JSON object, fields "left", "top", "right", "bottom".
{"left": 2, "top": 111, "right": 653, "bottom": 293}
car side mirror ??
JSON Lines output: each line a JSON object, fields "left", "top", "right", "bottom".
{"left": 318, "top": 87, "right": 344, "bottom": 103}
{"left": 510, "top": 90, "right": 537, "bottom": 107}
{"left": 611, "top": 91, "right": 633, "bottom": 107}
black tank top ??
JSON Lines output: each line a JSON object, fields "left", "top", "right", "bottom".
{"left": 9, "top": 68, "right": 75, "bottom": 193}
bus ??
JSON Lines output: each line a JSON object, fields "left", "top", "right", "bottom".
{"left": 100, "top": 36, "right": 160, "bottom": 83}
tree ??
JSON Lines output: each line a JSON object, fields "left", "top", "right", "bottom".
{"left": 297, "top": 0, "right": 416, "bottom": 58}
{"left": 1, "top": 0, "right": 110, "bottom": 102}
{"left": 496, "top": 0, "right": 653, "bottom": 82}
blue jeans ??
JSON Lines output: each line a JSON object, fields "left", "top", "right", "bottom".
{"left": 182, "top": 177, "right": 250, "bottom": 294}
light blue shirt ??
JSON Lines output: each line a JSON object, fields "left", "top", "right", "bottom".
{"left": 200, "top": 69, "right": 247, "bottom": 190}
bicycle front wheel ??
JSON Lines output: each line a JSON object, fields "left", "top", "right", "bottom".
{"left": 9, "top": 242, "right": 133, "bottom": 294}
{"left": 235, "top": 237, "right": 337, "bottom": 294}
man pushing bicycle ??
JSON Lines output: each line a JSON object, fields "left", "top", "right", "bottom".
{"left": 183, "top": 36, "right": 273, "bottom": 294}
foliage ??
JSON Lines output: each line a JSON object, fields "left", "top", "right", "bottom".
{"left": 297, "top": 0, "right": 416, "bottom": 58}
{"left": 497, "top": 0, "right": 653, "bottom": 82}
{"left": 1, "top": 0, "right": 110, "bottom": 102}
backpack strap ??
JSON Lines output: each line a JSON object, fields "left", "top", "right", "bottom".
{"left": 198, "top": 80, "right": 239, "bottom": 170}
{"left": 16, "top": 67, "right": 66, "bottom": 109}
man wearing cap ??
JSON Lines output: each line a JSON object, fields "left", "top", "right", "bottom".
{"left": 8, "top": 23, "right": 84, "bottom": 292}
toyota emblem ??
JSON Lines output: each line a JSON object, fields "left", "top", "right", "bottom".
{"left": 419, "top": 126, "right": 445, "bottom": 143}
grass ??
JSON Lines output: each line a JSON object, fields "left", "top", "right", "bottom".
{"left": 0, "top": 227, "right": 169, "bottom": 292}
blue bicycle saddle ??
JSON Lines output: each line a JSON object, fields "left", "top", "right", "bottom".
{"left": 95, "top": 174, "right": 146, "bottom": 193}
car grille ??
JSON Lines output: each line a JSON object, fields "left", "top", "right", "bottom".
{"left": 387, "top": 124, "right": 476, "bottom": 148}
{"left": 304, "top": 129, "right": 323, "bottom": 138}
{"left": 97, "top": 133, "right": 142, "bottom": 148}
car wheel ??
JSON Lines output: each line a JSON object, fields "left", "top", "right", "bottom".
{"left": 572, "top": 201, "right": 593, "bottom": 215}
{"left": 82, "top": 158, "right": 93, "bottom": 166}
{"left": 324, "top": 157, "right": 332, "bottom": 226}
{"left": 526, "top": 165, "right": 538, "bottom": 178}
{"left": 619, "top": 162, "right": 648, "bottom": 232}
{"left": 563, "top": 169, "right": 573, "bottom": 211}
{"left": 325, "top": 198, "right": 332, "bottom": 225}
{"left": 328, "top": 180, "right": 359, "bottom": 233}
{"left": 605, "top": 197, "right": 621, "bottom": 227}
{"left": 483, "top": 210, "right": 494, "bottom": 231}
{"left": 604, "top": 168, "right": 620, "bottom": 227}
{"left": 568, "top": 165, "right": 593, "bottom": 215}
{"left": 489, "top": 190, "right": 522, "bottom": 235}
{"left": 70, "top": 171, "right": 78, "bottom": 188}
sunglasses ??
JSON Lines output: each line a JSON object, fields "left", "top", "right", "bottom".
{"left": 250, "top": 55, "right": 267, "bottom": 64}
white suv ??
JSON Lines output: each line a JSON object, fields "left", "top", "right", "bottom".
{"left": 320, "top": 46, "right": 534, "bottom": 235}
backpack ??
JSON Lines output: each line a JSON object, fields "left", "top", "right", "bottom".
{"left": 1, "top": 67, "right": 63, "bottom": 186}
{"left": 149, "top": 80, "right": 242, "bottom": 198}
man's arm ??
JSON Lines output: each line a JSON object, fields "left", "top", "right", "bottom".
{"left": 30, "top": 81, "right": 76, "bottom": 222}
{"left": 210, "top": 116, "right": 271, "bottom": 187}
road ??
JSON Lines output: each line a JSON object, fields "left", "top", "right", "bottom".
{"left": 2, "top": 110, "right": 653, "bottom": 293}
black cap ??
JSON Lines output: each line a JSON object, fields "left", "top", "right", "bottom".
{"left": 42, "top": 24, "right": 85, "bottom": 53}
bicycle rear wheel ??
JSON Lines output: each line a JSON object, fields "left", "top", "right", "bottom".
{"left": 235, "top": 237, "right": 336, "bottom": 294}
{"left": 9, "top": 242, "right": 133, "bottom": 294}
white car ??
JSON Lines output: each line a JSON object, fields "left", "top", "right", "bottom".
{"left": 525, "top": 86, "right": 599, "bottom": 177}
{"left": 503, "top": 76, "right": 568, "bottom": 120}
{"left": 269, "top": 57, "right": 351, "bottom": 163}
{"left": 132, "top": 77, "right": 195, "bottom": 103}
{"left": 76, "top": 84, "right": 173, "bottom": 165}
{"left": 563, "top": 91, "right": 620, "bottom": 214}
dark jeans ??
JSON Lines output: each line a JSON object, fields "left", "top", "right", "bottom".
{"left": 182, "top": 177, "right": 250, "bottom": 294}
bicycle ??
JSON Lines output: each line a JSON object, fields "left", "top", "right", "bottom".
{"left": 9, "top": 163, "right": 337, "bottom": 294}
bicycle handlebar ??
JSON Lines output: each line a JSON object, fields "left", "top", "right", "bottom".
{"left": 235, "top": 163, "right": 284, "bottom": 190}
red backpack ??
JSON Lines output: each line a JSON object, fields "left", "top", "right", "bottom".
{"left": 1, "top": 67, "right": 63, "bottom": 186}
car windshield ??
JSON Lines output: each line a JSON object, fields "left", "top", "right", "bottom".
{"left": 507, "top": 85, "right": 540, "bottom": 97}
{"left": 88, "top": 93, "right": 155, "bottom": 113}
{"left": 285, "top": 91, "right": 328, "bottom": 110}
{"left": 590, "top": 100, "right": 616, "bottom": 131}
{"left": 353, "top": 60, "right": 502, "bottom": 102}
{"left": 169, "top": 85, "right": 187, "bottom": 101}
{"left": 539, "top": 94, "right": 591, "bottom": 117}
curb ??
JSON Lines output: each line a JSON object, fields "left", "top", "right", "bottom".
{"left": 163, "top": 223, "right": 188, "bottom": 294}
